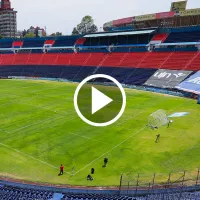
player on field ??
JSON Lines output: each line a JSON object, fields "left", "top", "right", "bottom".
{"left": 155, "top": 134, "right": 160, "bottom": 143}
{"left": 103, "top": 157, "right": 108, "bottom": 167}
{"left": 59, "top": 164, "right": 64, "bottom": 175}
{"left": 168, "top": 120, "right": 173, "bottom": 128}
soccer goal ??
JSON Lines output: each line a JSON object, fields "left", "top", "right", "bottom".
{"left": 148, "top": 109, "right": 169, "bottom": 129}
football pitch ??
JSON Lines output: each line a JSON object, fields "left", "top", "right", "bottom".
{"left": 0, "top": 79, "right": 200, "bottom": 187}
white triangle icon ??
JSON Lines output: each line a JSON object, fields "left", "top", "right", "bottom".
{"left": 92, "top": 87, "right": 113, "bottom": 115}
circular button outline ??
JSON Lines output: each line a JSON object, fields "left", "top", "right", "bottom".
{"left": 74, "top": 74, "right": 126, "bottom": 127}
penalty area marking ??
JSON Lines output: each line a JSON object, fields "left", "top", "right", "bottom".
{"left": 0, "top": 143, "right": 72, "bottom": 175}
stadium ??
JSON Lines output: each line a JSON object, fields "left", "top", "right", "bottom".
{"left": 0, "top": 0, "right": 200, "bottom": 199}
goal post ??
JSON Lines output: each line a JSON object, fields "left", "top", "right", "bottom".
{"left": 148, "top": 109, "right": 169, "bottom": 128}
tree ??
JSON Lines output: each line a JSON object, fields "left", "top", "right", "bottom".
{"left": 0, "top": 34, "right": 3, "bottom": 39}
{"left": 24, "top": 32, "right": 35, "bottom": 38}
{"left": 72, "top": 27, "right": 79, "bottom": 35}
{"left": 22, "top": 29, "right": 27, "bottom": 37}
{"left": 74, "top": 15, "right": 98, "bottom": 35}
{"left": 35, "top": 28, "right": 39, "bottom": 37}
{"left": 50, "top": 32, "right": 62, "bottom": 37}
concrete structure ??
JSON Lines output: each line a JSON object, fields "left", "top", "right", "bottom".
{"left": 0, "top": 0, "right": 17, "bottom": 37}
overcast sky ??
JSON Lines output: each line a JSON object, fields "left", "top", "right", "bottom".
{"left": 12, "top": 0, "right": 199, "bottom": 35}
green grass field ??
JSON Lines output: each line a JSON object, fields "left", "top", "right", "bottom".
{"left": 0, "top": 79, "right": 200, "bottom": 187}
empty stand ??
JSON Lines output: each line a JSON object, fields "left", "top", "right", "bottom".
{"left": 73, "top": 66, "right": 96, "bottom": 81}
{"left": 70, "top": 53, "right": 91, "bottom": 66}
{"left": 151, "top": 33, "right": 168, "bottom": 43}
{"left": 55, "top": 53, "right": 74, "bottom": 65}
{"left": 40, "top": 53, "right": 58, "bottom": 65}
{"left": 85, "top": 53, "right": 107, "bottom": 66}
{"left": 44, "top": 39, "right": 55, "bottom": 46}
{"left": 187, "top": 52, "right": 200, "bottom": 71}
{"left": 165, "top": 31, "right": 200, "bottom": 43}
{"left": 54, "top": 36, "right": 79, "bottom": 47}
{"left": 0, "top": 39, "right": 13, "bottom": 48}
{"left": 75, "top": 38, "right": 86, "bottom": 45}
{"left": 23, "top": 39, "right": 45, "bottom": 48}
{"left": 119, "top": 52, "right": 147, "bottom": 68}
{"left": 12, "top": 41, "right": 23, "bottom": 48}
{"left": 26, "top": 54, "right": 42, "bottom": 65}
{"left": 0, "top": 54, "right": 15, "bottom": 65}
{"left": 139, "top": 52, "right": 171, "bottom": 69}
{"left": 101, "top": 53, "right": 127, "bottom": 67}
{"left": 13, "top": 53, "right": 30, "bottom": 65}
{"left": 161, "top": 52, "right": 197, "bottom": 70}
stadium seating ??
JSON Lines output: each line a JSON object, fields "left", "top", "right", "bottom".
{"left": 84, "top": 34, "right": 154, "bottom": 46}
{"left": 26, "top": 54, "right": 42, "bottom": 65}
{"left": 165, "top": 31, "right": 200, "bottom": 43}
{"left": 54, "top": 36, "right": 79, "bottom": 47}
{"left": 1, "top": 185, "right": 200, "bottom": 200}
{"left": 22, "top": 38, "right": 45, "bottom": 48}
{"left": 12, "top": 41, "right": 23, "bottom": 48}
{"left": 0, "top": 51, "right": 200, "bottom": 71}
{"left": 70, "top": 53, "right": 92, "bottom": 66}
{"left": 151, "top": 33, "right": 168, "bottom": 42}
{"left": 161, "top": 52, "right": 197, "bottom": 70}
{"left": 44, "top": 39, "right": 55, "bottom": 46}
{"left": 0, "top": 39, "right": 13, "bottom": 48}
{"left": 75, "top": 38, "right": 86, "bottom": 45}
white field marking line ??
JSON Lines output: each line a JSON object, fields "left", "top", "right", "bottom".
{"left": 0, "top": 142, "right": 72, "bottom": 175}
{"left": 0, "top": 92, "right": 74, "bottom": 124}
{"left": 0, "top": 128, "right": 9, "bottom": 134}
{"left": 115, "top": 111, "right": 143, "bottom": 126}
{"left": 9, "top": 115, "right": 65, "bottom": 134}
{"left": 4, "top": 110, "right": 78, "bottom": 141}
{"left": 73, "top": 126, "right": 146, "bottom": 176}
{"left": 1, "top": 93, "right": 75, "bottom": 134}
{"left": 68, "top": 132, "right": 111, "bottom": 145}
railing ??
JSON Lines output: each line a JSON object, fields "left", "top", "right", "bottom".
{"left": 0, "top": 42, "right": 199, "bottom": 53}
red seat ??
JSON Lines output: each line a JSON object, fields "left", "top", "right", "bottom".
{"left": 40, "top": 53, "right": 58, "bottom": 65}
{"left": 151, "top": 34, "right": 168, "bottom": 42}
{"left": 26, "top": 54, "right": 42, "bottom": 65}
{"left": 13, "top": 54, "right": 30, "bottom": 65}
{"left": 1, "top": 54, "right": 15, "bottom": 65}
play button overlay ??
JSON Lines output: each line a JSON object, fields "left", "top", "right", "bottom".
{"left": 74, "top": 74, "right": 126, "bottom": 127}
{"left": 92, "top": 87, "right": 113, "bottom": 114}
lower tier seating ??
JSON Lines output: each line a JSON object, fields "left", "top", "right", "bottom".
{"left": 0, "top": 65, "right": 156, "bottom": 85}
{"left": 0, "top": 51, "right": 199, "bottom": 71}
{"left": 1, "top": 185, "right": 200, "bottom": 200}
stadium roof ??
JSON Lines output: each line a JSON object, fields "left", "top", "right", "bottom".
{"left": 84, "top": 30, "right": 155, "bottom": 38}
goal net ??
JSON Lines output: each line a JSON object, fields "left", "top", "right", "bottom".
{"left": 148, "top": 109, "right": 169, "bottom": 128}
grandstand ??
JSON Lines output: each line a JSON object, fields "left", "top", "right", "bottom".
{"left": 1, "top": 1, "right": 200, "bottom": 199}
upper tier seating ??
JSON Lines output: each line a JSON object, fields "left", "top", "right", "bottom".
{"left": 12, "top": 41, "right": 23, "bottom": 48}
{"left": 84, "top": 34, "right": 154, "bottom": 46}
{"left": 75, "top": 38, "right": 86, "bottom": 45}
{"left": 151, "top": 33, "right": 168, "bottom": 42}
{"left": 165, "top": 31, "right": 200, "bottom": 43}
{"left": 23, "top": 38, "right": 45, "bottom": 48}
{"left": 44, "top": 39, "right": 55, "bottom": 46}
{"left": 54, "top": 36, "right": 79, "bottom": 47}
{"left": 0, "top": 39, "right": 13, "bottom": 48}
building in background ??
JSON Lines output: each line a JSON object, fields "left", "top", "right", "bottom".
{"left": 27, "top": 26, "right": 46, "bottom": 37}
{"left": 0, "top": 0, "right": 17, "bottom": 37}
